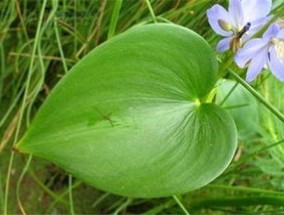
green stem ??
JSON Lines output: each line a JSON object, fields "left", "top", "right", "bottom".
{"left": 219, "top": 82, "right": 239, "bottom": 106}
{"left": 108, "top": 0, "right": 123, "bottom": 39}
{"left": 0, "top": 43, "right": 4, "bottom": 105}
{"left": 69, "top": 175, "right": 75, "bottom": 215}
{"left": 28, "top": 170, "right": 69, "bottom": 205}
{"left": 92, "top": 193, "right": 110, "bottom": 208}
{"left": 191, "top": 196, "right": 284, "bottom": 209}
{"left": 229, "top": 70, "right": 284, "bottom": 123}
{"left": 142, "top": 199, "right": 175, "bottom": 215}
{"left": 0, "top": 87, "right": 23, "bottom": 127}
{"left": 53, "top": 0, "right": 68, "bottom": 73}
{"left": 173, "top": 195, "right": 190, "bottom": 215}
{"left": 217, "top": 51, "right": 235, "bottom": 79}
{"left": 0, "top": 173, "right": 3, "bottom": 212}
{"left": 226, "top": 139, "right": 284, "bottom": 173}
{"left": 16, "top": 155, "right": 33, "bottom": 215}
{"left": 145, "top": 0, "right": 157, "bottom": 23}
{"left": 4, "top": 1, "right": 48, "bottom": 214}
{"left": 46, "top": 181, "right": 81, "bottom": 213}
{"left": 208, "top": 184, "right": 284, "bottom": 196}
{"left": 113, "top": 198, "right": 132, "bottom": 215}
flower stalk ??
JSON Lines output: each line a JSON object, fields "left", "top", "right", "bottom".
{"left": 229, "top": 70, "right": 284, "bottom": 123}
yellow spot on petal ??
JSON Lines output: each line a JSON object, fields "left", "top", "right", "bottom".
{"left": 272, "top": 38, "right": 284, "bottom": 61}
{"left": 218, "top": 20, "right": 232, "bottom": 31}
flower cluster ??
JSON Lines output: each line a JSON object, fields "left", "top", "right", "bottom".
{"left": 207, "top": 0, "right": 284, "bottom": 82}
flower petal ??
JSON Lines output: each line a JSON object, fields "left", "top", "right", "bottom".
{"left": 207, "top": 5, "right": 232, "bottom": 36}
{"left": 268, "top": 47, "right": 284, "bottom": 81}
{"left": 263, "top": 23, "right": 280, "bottom": 39}
{"left": 246, "top": 51, "right": 267, "bottom": 82}
{"left": 235, "top": 39, "right": 268, "bottom": 68}
{"left": 248, "top": 17, "right": 270, "bottom": 37}
{"left": 277, "top": 29, "right": 284, "bottom": 40}
{"left": 217, "top": 37, "right": 232, "bottom": 52}
{"left": 229, "top": 0, "right": 244, "bottom": 30}
{"left": 242, "top": 0, "right": 272, "bottom": 22}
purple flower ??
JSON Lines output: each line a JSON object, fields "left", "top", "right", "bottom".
{"left": 207, "top": 0, "right": 272, "bottom": 52}
{"left": 235, "top": 23, "right": 284, "bottom": 82}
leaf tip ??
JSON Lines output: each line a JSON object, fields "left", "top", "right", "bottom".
{"left": 12, "top": 145, "right": 20, "bottom": 153}
{"left": 13, "top": 138, "right": 29, "bottom": 154}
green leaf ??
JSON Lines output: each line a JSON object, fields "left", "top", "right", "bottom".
{"left": 216, "top": 80, "right": 259, "bottom": 140}
{"left": 16, "top": 24, "right": 237, "bottom": 198}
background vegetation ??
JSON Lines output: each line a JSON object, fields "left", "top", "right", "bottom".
{"left": 1, "top": 0, "right": 284, "bottom": 214}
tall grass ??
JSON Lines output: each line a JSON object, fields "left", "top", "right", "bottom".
{"left": 1, "top": 0, "right": 284, "bottom": 214}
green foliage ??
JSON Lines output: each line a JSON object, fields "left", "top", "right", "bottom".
{"left": 1, "top": 0, "right": 284, "bottom": 214}
{"left": 216, "top": 80, "right": 259, "bottom": 140}
{"left": 16, "top": 24, "right": 237, "bottom": 197}
{"left": 256, "top": 76, "right": 284, "bottom": 190}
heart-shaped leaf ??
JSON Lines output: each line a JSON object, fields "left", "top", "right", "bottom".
{"left": 16, "top": 24, "right": 237, "bottom": 198}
